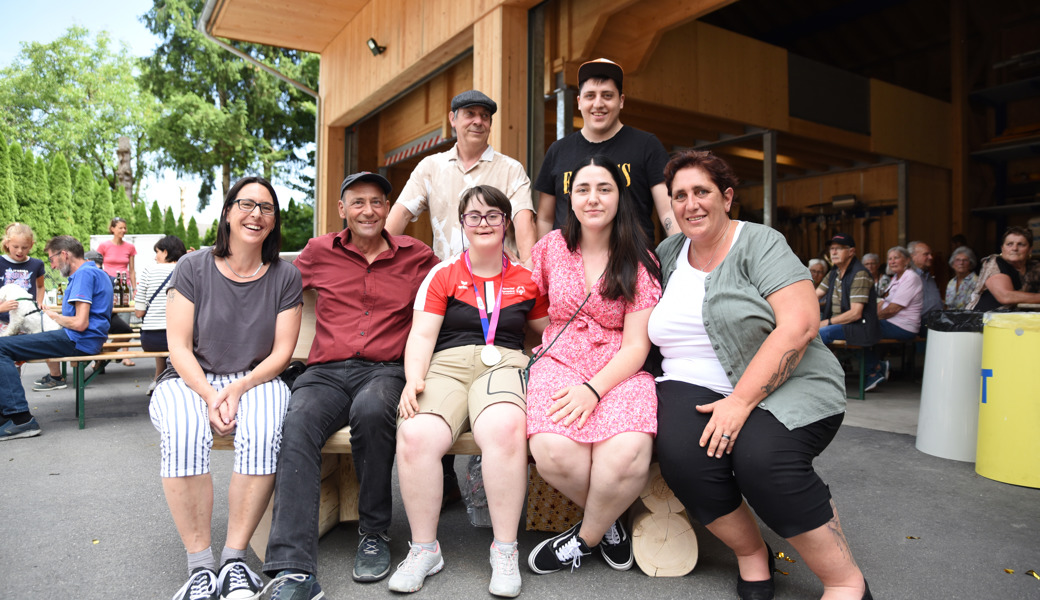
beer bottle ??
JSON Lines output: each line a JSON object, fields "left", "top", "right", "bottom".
{"left": 56, "top": 283, "right": 64, "bottom": 307}
{"left": 120, "top": 273, "right": 130, "bottom": 308}
{"left": 113, "top": 274, "right": 121, "bottom": 308}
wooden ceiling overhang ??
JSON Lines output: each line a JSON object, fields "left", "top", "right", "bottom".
{"left": 207, "top": 0, "right": 367, "bottom": 54}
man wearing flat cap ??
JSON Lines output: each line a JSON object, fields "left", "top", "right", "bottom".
{"left": 535, "top": 58, "right": 675, "bottom": 244}
{"left": 387, "top": 89, "right": 536, "bottom": 265}
{"left": 817, "top": 231, "right": 881, "bottom": 348}
{"left": 263, "top": 172, "right": 438, "bottom": 596}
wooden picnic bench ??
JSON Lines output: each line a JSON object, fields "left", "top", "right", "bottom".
{"left": 29, "top": 332, "right": 168, "bottom": 428}
{"left": 827, "top": 336, "right": 926, "bottom": 399}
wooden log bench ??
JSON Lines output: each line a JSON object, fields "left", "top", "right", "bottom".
{"left": 827, "top": 337, "right": 926, "bottom": 399}
{"left": 211, "top": 429, "right": 480, "bottom": 562}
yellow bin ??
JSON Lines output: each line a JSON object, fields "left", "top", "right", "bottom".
{"left": 976, "top": 312, "right": 1040, "bottom": 487}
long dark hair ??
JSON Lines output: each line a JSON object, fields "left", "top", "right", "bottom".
{"left": 563, "top": 155, "right": 661, "bottom": 301}
{"left": 212, "top": 176, "right": 282, "bottom": 264}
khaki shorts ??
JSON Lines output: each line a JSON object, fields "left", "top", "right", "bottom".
{"left": 400, "top": 345, "right": 528, "bottom": 442}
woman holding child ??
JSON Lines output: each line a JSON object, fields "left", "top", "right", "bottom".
{"left": 391, "top": 185, "right": 549, "bottom": 597}
{"left": 524, "top": 155, "right": 662, "bottom": 577}
{"left": 650, "top": 150, "right": 871, "bottom": 600}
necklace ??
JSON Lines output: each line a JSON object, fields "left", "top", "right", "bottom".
{"left": 690, "top": 222, "right": 731, "bottom": 271}
{"left": 223, "top": 257, "right": 264, "bottom": 278}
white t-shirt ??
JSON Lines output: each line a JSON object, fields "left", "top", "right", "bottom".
{"left": 647, "top": 223, "right": 746, "bottom": 395}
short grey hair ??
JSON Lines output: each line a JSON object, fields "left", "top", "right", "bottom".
{"left": 949, "top": 246, "right": 977, "bottom": 269}
{"left": 808, "top": 258, "right": 827, "bottom": 269}
{"left": 862, "top": 252, "right": 880, "bottom": 263}
{"left": 887, "top": 245, "right": 911, "bottom": 260}
{"left": 907, "top": 240, "right": 926, "bottom": 256}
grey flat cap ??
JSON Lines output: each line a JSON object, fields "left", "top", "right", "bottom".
{"left": 451, "top": 90, "right": 497, "bottom": 115}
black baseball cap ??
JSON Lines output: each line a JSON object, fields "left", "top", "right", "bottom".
{"left": 340, "top": 171, "right": 392, "bottom": 197}
{"left": 829, "top": 232, "right": 855, "bottom": 248}
{"left": 578, "top": 58, "right": 624, "bottom": 92}
{"left": 450, "top": 90, "right": 497, "bottom": 116}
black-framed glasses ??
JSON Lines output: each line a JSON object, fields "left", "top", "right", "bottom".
{"left": 234, "top": 199, "right": 276, "bottom": 216}
{"left": 47, "top": 251, "right": 65, "bottom": 262}
{"left": 461, "top": 211, "right": 506, "bottom": 227}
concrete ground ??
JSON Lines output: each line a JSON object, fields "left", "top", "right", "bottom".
{"left": 1, "top": 360, "right": 1038, "bottom": 599}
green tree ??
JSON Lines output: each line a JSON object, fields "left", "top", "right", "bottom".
{"left": 73, "top": 165, "right": 96, "bottom": 245}
{"left": 132, "top": 198, "right": 151, "bottom": 235}
{"left": 163, "top": 206, "right": 176, "bottom": 235}
{"left": 0, "top": 27, "right": 159, "bottom": 201}
{"left": 93, "top": 180, "right": 115, "bottom": 236}
{"left": 112, "top": 186, "right": 133, "bottom": 231}
{"left": 186, "top": 215, "right": 201, "bottom": 249}
{"left": 149, "top": 201, "right": 163, "bottom": 234}
{"left": 15, "top": 147, "right": 35, "bottom": 222}
{"left": 48, "top": 153, "right": 74, "bottom": 242}
{"left": 0, "top": 137, "right": 16, "bottom": 225}
{"left": 280, "top": 197, "right": 314, "bottom": 251}
{"left": 175, "top": 212, "right": 187, "bottom": 241}
{"left": 202, "top": 218, "right": 219, "bottom": 246}
{"left": 27, "top": 157, "right": 52, "bottom": 252}
{"left": 141, "top": 0, "right": 317, "bottom": 208}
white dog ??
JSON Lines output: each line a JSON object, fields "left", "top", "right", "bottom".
{"left": 0, "top": 284, "right": 61, "bottom": 336}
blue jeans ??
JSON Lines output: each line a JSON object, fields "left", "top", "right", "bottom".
{"left": 818, "top": 323, "right": 846, "bottom": 344}
{"left": 866, "top": 320, "right": 917, "bottom": 375}
{"left": 0, "top": 330, "right": 79, "bottom": 418}
{"left": 263, "top": 359, "right": 404, "bottom": 577}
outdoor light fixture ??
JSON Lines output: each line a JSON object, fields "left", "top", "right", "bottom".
{"left": 367, "top": 38, "right": 386, "bottom": 56}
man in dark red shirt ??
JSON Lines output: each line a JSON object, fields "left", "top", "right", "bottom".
{"left": 263, "top": 172, "right": 438, "bottom": 596}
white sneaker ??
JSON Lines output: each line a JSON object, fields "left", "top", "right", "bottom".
{"left": 489, "top": 543, "right": 521, "bottom": 598}
{"left": 387, "top": 542, "right": 444, "bottom": 593}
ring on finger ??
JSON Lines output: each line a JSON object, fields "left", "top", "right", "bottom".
{"left": 721, "top": 433, "right": 731, "bottom": 440}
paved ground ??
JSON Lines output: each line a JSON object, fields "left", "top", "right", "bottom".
{"left": 1, "top": 361, "right": 1038, "bottom": 599}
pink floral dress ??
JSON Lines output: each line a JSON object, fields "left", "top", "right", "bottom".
{"left": 526, "top": 230, "right": 661, "bottom": 443}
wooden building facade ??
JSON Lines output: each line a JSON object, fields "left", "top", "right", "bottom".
{"left": 206, "top": 0, "right": 1040, "bottom": 282}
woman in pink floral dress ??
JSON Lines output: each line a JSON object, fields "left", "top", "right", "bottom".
{"left": 526, "top": 155, "right": 662, "bottom": 576}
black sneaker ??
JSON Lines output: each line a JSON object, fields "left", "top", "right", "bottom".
{"left": 527, "top": 521, "right": 592, "bottom": 574}
{"left": 32, "top": 375, "right": 66, "bottom": 391}
{"left": 352, "top": 530, "right": 391, "bottom": 582}
{"left": 34, "top": 374, "right": 48, "bottom": 385}
{"left": 173, "top": 567, "right": 218, "bottom": 600}
{"left": 216, "top": 559, "right": 262, "bottom": 599}
{"left": 599, "top": 518, "right": 633, "bottom": 570}
{"left": 263, "top": 571, "right": 324, "bottom": 600}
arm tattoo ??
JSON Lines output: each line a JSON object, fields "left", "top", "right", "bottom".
{"left": 663, "top": 217, "right": 674, "bottom": 234}
{"left": 760, "top": 349, "right": 801, "bottom": 395}
{"left": 167, "top": 289, "right": 178, "bottom": 301}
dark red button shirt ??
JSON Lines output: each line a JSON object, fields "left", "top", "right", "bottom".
{"left": 294, "top": 229, "right": 438, "bottom": 365}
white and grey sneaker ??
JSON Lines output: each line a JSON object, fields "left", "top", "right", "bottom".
{"left": 489, "top": 543, "right": 521, "bottom": 597}
{"left": 387, "top": 542, "right": 444, "bottom": 593}
{"left": 217, "top": 559, "right": 262, "bottom": 599}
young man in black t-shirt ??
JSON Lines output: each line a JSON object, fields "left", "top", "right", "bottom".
{"left": 534, "top": 58, "right": 674, "bottom": 243}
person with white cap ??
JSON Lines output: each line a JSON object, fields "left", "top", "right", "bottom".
{"left": 387, "top": 89, "right": 537, "bottom": 266}
{"left": 262, "top": 171, "right": 439, "bottom": 599}
{"left": 534, "top": 58, "right": 675, "bottom": 244}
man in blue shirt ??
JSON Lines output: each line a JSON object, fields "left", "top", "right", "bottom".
{"left": 0, "top": 236, "right": 113, "bottom": 441}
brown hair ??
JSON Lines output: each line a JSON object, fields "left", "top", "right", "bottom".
{"left": 664, "top": 150, "right": 739, "bottom": 197}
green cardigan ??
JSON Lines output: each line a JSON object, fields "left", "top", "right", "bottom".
{"left": 655, "top": 222, "right": 845, "bottom": 429}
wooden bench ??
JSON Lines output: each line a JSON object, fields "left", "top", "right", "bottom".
{"left": 827, "top": 337, "right": 926, "bottom": 399}
{"left": 212, "top": 428, "right": 481, "bottom": 561}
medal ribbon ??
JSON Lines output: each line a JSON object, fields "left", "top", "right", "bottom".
{"left": 463, "top": 250, "right": 508, "bottom": 347}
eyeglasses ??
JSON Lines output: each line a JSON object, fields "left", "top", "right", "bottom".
{"left": 234, "top": 199, "right": 276, "bottom": 216}
{"left": 347, "top": 198, "right": 387, "bottom": 210}
{"left": 47, "top": 251, "right": 64, "bottom": 262}
{"left": 461, "top": 212, "right": 506, "bottom": 227}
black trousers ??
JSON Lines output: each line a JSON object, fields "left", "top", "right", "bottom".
{"left": 655, "top": 379, "right": 842, "bottom": 538}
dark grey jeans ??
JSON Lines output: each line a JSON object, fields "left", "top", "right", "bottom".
{"left": 263, "top": 359, "right": 403, "bottom": 577}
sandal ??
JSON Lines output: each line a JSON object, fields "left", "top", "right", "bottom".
{"left": 122, "top": 359, "right": 136, "bottom": 367}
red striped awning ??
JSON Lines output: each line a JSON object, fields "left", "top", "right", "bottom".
{"left": 384, "top": 130, "right": 454, "bottom": 166}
